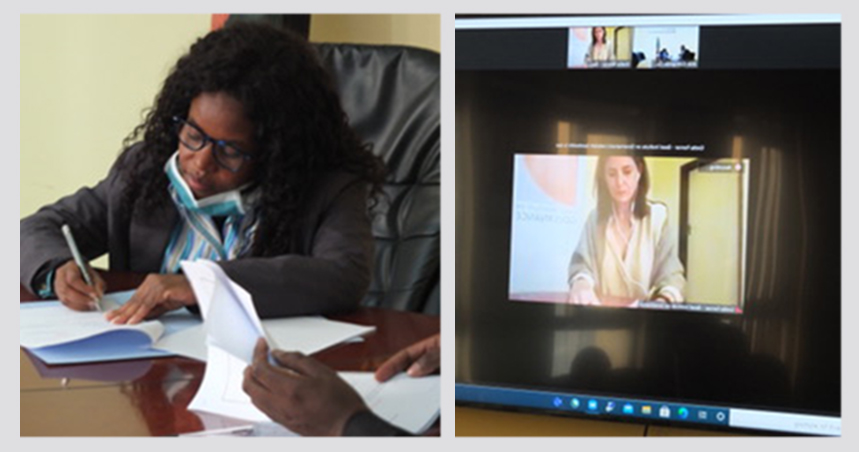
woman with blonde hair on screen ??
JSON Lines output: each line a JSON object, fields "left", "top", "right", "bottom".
{"left": 567, "top": 155, "right": 685, "bottom": 306}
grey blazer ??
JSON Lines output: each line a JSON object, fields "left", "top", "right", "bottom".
{"left": 20, "top": 150, "right": 373, "bottom": 318}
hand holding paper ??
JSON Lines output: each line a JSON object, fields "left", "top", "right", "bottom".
{"left": 243, "top": 338, "right": 368, "bottom": 436}
{"left": 180, "top": 258, "right": 438, "bottom": 436}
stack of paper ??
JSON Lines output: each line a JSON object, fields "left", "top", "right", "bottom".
{"left": 19, "top": 269, "right": 375, "bottom": 366}
{"left": 19, "top": 259, "right": 440, "bottom": 435}
{"left": 19, "top": 291, "right": 201, "bottom": 364}
{"left": 184, "top": 371, "right": 441, "bottom": 437}
{"left": 180, "top": 260, "right": 440, "bottom": 436}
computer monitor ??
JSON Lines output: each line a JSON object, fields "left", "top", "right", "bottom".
{"left": 455, "top": 14, "right": 841, "bottom": 436}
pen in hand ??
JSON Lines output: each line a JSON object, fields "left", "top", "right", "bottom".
{"left": 60, "top": 224, "right": 104, "bottom": 311}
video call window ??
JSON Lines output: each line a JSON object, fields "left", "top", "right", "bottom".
{"left": 568, "top": 26, "right": 699, "bottom": 69}
{"left": 509, "top": 154, "right": 749, "bottom": 314}
{"left": 568, "top": 26, "right": 632, "bottom": 68}
{"left": 632, "top": 26, "right": 699, "bottom": 68}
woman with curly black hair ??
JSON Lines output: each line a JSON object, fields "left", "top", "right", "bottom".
{"left": 20, "top": 22, "right": 385, "bottom": 323}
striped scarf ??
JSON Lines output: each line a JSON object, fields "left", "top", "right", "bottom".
{"left": 160, "top": 155, "right": 260, "bottom": 273}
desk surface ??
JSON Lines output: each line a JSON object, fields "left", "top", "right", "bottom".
{"left": 20, "top": 273, "right": 440, "bottom": 437}
{"left": 455, "top": 406, "right": 645, "bottom": 437}
{"left": 455, "top": 406, "right": 740, "bottom": 437}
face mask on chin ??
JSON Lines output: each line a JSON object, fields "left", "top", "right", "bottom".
{"left": 164, "top": 151, "right": 254, "bottom": 217}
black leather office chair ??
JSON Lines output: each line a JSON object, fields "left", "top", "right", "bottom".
{"left": 314, "top": 43, "right": 440, "bottom": 315}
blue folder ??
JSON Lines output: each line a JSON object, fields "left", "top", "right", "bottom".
{"left": 20, "top": 290, "right": 201, "bottom": 365}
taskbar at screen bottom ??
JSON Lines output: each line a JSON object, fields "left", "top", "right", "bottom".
{"left": 455, "top": 383, "right": 841, "bottom": 436}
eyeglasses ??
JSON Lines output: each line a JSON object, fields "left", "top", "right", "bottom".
{"left": 172, "top": 116, "right": 253, "bottom": 173}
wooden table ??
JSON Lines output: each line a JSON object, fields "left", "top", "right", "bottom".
{"left": 20, "top": 273, "right": 440, "bottom": 436}
{"left": 455, "top": 406, "right": 740, "bottom": 437}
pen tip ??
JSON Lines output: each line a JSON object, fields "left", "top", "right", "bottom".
{"left": 91, "top": 296, "right": 103, "bottom": 312}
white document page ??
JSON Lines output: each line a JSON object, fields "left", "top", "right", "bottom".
{"left": 20, "top": 294, "right": 164, "bottom": 349}
{"left": 181, "top": 260, "right": 273, "bottom": 364}
{"left": 20, "top": 292, "right": 206, "bottom": 364}
{"left": 188, "top": 312, "right": 376, "bottom": 422}
{"left": 176, "top": 259, "right": 375, "bottom": 363}
{"left": 152, "top": 317, "right": 372, "bottom": 363}
{"left": 180, "top": 260, "right": 218, "bottom": 319}
{"left": 264, "top": 316, "right": 374, "bottom": 355}
{"left": 152, "top": 324, "right": 207, "bottom": 361}
{"left": 189, "top": 346, "right": 268, "bottom": 421}
{"left": 182, "top": 257, "right": 397, "bottom": 433}
{"left": 340, "top": 372, "right": 441, "bottom": 435}
{"left": 189, "top": 347, "right": 439, "bottom": 435}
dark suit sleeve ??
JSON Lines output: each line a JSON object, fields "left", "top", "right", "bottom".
{"left": 218, "top": 177, "right": 373, "bottom": 318}
{"left": 20, "top": 165, "right": 121, "bottom": 294}
{"left": 342, "top": 410, "right": 413, "bottom": 437}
